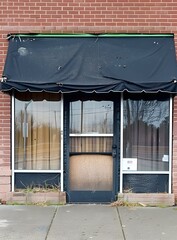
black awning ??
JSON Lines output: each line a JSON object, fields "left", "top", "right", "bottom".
{"left": 1, "top": 34, "right": 177, "bottom": 93}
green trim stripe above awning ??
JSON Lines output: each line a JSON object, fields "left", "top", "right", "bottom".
{"left": 7, "top": 33, "right": 174, "bottom": 38}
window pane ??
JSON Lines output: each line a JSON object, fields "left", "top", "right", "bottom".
{"left": 70, "top": 100, "right": 113, "bottom": 153}
{"left": 15, "top": 92, "right": 61, "bottom": 170}
{"left": 123, "top": 96, "right": 170, "bottom": 171}
{"left": 70, "top": 100, "right": 113, "bottom": 134}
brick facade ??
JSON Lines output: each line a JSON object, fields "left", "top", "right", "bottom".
{"left": 0, "top": 92, "right": 11, "bottom": 196}
{"left": 1, "top": 0, "right": 177, "bottom": 201}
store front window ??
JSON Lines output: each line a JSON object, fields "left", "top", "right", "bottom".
{"left": 123, "top": 94, "right": 170, "bottom": 172}
{"left": 122, "top": 94, "right": 171, "bottom": 193}
{"left": 14, "top": 92, "right": 61, "bottom": 170}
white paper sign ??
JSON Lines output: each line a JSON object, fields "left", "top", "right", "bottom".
{"left": 162, "top": 155, "right": 169, "bottom": 162}
{"left": 122, "top": 158, "right": 137, "bottom": 171}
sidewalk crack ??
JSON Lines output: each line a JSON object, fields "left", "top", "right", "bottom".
{"left": 45, "top": 207, "right": 58, "bottom": 240}
{"left": 116, "top": 207, "right": 126, "bottom": 240}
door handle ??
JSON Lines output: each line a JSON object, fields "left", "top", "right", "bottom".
{"left": 112, "top": 144, "right": 117, "bottom": 158}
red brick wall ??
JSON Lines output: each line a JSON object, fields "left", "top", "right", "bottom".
{"left": 1, "top": 0, "right": 177, "bottom": 199}
{"left": 173, "top": 97, "right": 177, "bottom": 199}
{"left": 0, "top": 92, "right": 11, "bottom": 195}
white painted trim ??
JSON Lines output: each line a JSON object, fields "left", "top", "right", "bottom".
{"left": 11, "top": 94, "right": 15, "bottom": 192}
{"left": 122, "top": 171, "right": 170, "bottom": 174}
{"left": 120, "top": 94, "right": 171, "bottom": 193}
{"left": 120, "top": 93, "right": 123, "bottom": 193}
{"left": 70, "top": 133, "right": 113, "bottom": 137}
{"left": 14, "top": 170, "right": 62, "bottom": 173}
{"left": 12, "top": 93, "right": 63, "bottom": 191}
{"left": 60, "top": 94, "right": 64, "bottom": 192}
{"left": 169, "top": 96, "right": 172, "bottom": 194}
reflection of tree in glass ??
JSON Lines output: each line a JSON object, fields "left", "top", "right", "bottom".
{"left": 123, "top": 98, "right": 170, "bottom": 163}
{"left": 124, "top": 99, "right": 169, "bottom": 128}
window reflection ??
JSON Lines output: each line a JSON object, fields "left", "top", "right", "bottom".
{"left": 123, "top": 97, "right": 170, "bottom": 171}
{"left": 70, "top": 100, "right": 113, "bottom": 153}
{"left": 15, "top": 93, "right": 61, "bottom": 170}
{"left": 70, "top": 101, "right": 113, "bottom": 134}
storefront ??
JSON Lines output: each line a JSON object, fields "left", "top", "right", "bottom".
{"left": 1, "top": 34, "right": 177, "bottom": 202}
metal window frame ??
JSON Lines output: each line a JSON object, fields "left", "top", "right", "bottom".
{"left": 120, "top": 93, "right": 172, "bottom": 194}
{"left": 70, "top": 134, "right": 113, "bottom": 137}
{"left": 11, "top": 93, "right": 64, "bottom": 192}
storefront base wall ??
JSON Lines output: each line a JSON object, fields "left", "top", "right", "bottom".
{"left": 0, "top": 191, "right": 66, "bottom": 205}
{"left": 0, "top": 192, "right": 174, "bottom": 206}
{"left": 118, "top": 193, "right": 175, "bottom": 206}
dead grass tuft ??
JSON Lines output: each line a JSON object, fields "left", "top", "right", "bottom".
{"left": 111, "top": 200, "right": 144, "bottom": 207}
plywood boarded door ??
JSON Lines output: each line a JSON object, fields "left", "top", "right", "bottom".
{"left": 70, "top": 154, "right": 113, "bottom": 191}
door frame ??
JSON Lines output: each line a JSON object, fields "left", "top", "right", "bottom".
{"left": 63, "top": 93, "right": 120, "bottom": 203}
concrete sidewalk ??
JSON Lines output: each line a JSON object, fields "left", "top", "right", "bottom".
{"left": 0, "top": 204, "right": 177, "bottom": 240}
